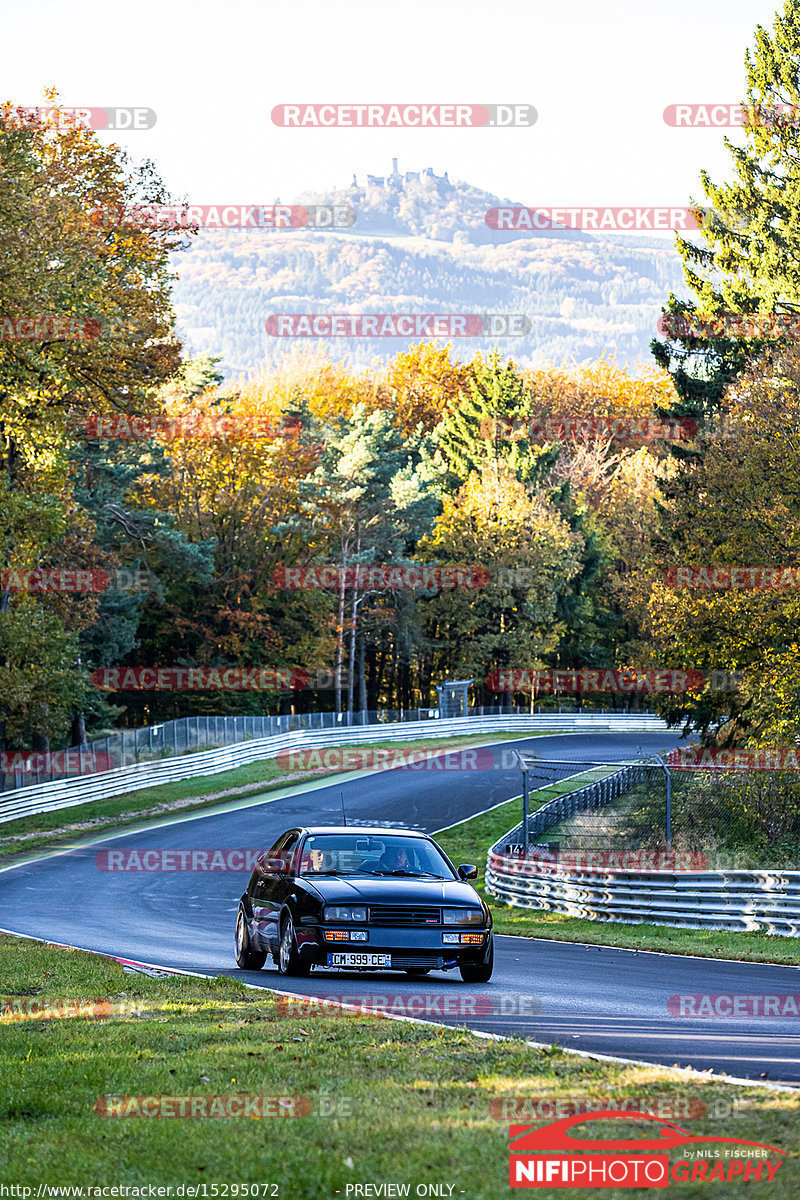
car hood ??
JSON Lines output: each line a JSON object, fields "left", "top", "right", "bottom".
{"left": 302, "top": 876, "right": 483, "bottom": 907}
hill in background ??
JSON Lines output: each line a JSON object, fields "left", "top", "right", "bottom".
{"left": 171, "top": 160, "right": 689, "bottom": 377}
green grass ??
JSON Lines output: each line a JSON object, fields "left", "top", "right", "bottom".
{"left": 434, "top": 777, "right": 800, "bottom": 967}
{"left": 0, "top": 732, "right": 545, "bottom": 870}
{"left": 0, "top": 934, "right": 797, "bottom": 1194}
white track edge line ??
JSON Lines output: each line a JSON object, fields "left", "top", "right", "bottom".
{"left": 0, "top": 925, "right": 795, "bottom": 1095}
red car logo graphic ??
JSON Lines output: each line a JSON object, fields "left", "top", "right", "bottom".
{"left": 510, "top": 1111, "right": 784, "bottom": 1155}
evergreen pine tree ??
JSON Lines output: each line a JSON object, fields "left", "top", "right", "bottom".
{"left": 653, "top": 0, "right": 800, "bottom": 438}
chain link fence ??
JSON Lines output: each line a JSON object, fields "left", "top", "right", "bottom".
{"left": 519, "top": 758, "right": 671, "bottom": 855}
{"left": 498, "top": 755, "right": 800, "bottom": 871}
{"left": 496, "top": 759, "right": 670, "bottom": 864}
{"left": 662, "top": 763, "right": 800, "bottom": 870}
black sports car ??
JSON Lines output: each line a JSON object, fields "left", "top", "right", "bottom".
{"left": 234, "top": 825, "right": 493, "bottom": 981}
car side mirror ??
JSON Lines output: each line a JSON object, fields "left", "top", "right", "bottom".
{"left": 458, "top": 864, "right": 478, "bottom": 880}
{"left": 266, "top": 854, "right": 291, "bottom": 874}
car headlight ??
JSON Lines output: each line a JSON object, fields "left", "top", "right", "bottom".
{"left": 442, "top": 907, "right": 484, "bottom": 926}
{"left": 324, "top": 906, "right": 367, "bottom": 922}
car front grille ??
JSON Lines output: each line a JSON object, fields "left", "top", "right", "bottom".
{"left": 369, "top": 905, "right": 441, "bottom": 926}
{"left": 390, "top": 955, "right": 448, "bottom": 970}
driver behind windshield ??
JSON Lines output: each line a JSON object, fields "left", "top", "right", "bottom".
{"left": 378, "top": 844, "right": 414, "bottom": 872}
{"left": 308, "top": 847, "right": 337, "bottom": 872}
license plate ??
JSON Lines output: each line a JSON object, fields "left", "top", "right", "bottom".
{"left": 326, "top": 952, "right": 391, "bottom": 967}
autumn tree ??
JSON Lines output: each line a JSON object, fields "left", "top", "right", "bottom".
{"left": 418, "top": 469, "right": 583, "bottom": 704}
{"left": 386, "top": 341, "right": 471, "bottom": 434}
{"left": 645, "top": 343, "right": 800, "bottom": 742}
{"left": 0, "top": 96, "right": 190, "bottom": 748}
{"left": 276, "top": 405, "right": 443, "bottom": 713}
{"left": 254, "top": 344, "right": 387, "bottom": 426}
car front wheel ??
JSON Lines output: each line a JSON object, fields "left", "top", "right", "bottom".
{"left": 235, "top": 907, "right": 266, "bottom": 971}
{"left": 278, "top": 912, "right": 310, "bottom": 976}
{"left": 458, "top": 938, "right": 493, "bottom": 983}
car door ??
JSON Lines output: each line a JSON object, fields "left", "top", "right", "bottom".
{"left": 252, "top": 830, "right": 301, "bottom": 953}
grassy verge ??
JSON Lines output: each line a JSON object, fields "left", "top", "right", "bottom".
{"left": 0, "top": 934, "right": 796, "bottom": 1195}
{"left": 0, "top": 732, "right": 545, "bottom": 869}
{"left": 435, "top": 778, "right": 800, "bottom": 967}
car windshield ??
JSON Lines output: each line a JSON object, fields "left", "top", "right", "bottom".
{"left": 298, "top": 834, "right": 455, "bottom": 879}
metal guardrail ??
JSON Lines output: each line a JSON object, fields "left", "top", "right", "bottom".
{"left": 485, "top": 762, "right": 800, "bottom": 936}
{"left": 1, "top": 708, "right": 445, "bottom": 791}
{"left": 1, "top": 703, "right": 655, "bottom": 790}
{"left": 0, "top": 713, "right": 668, "bottom": 827}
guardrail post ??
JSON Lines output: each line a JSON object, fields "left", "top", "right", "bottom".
{"left": 522, "top": 767, "right": 530, "bottom": 857}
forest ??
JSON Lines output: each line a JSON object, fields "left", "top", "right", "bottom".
{"left": 5, "top": 19, "right": 800, "bottom": 762}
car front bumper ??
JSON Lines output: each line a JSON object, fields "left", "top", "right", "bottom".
{"left": 295, "top": 924, "right": 492, "bottom": 970}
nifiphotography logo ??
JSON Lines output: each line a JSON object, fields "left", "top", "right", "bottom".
{"left": 508, "top": 1111, "right": 784, "bottom": 1188}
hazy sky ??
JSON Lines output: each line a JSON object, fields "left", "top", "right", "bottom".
{"left": 4, "top": 0, "right": 783, "bottom": 220}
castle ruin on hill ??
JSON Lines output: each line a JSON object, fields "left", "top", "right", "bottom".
{"left": 353, "top": 158, "right": 452, "bottom": 190}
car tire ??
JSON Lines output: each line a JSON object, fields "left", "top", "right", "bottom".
{"left": 278, "top": 912, "right": 310, "bottom": 977}
{"left": 405, "top": 968, "right": 431, "bottom": 976}
{"left": 458, "top": 939, "right": 493, "bottom": 983}
{"left": 235, "top": 907, "right": 266, "bottom": 971}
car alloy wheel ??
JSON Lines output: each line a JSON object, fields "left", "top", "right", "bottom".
{"left": 234, "top": 906, "right": 266, "bottom": 971}
{"left": 279, "top": 916, "right": 293, "bottom": 972}
{"left": 278, "top": 913, "right": 310, "bottom": 976}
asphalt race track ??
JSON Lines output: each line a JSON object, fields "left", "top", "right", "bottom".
{"left": 3, "top": 732, "right": 800, "bottom": 1085}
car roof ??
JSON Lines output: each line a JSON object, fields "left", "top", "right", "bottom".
{"left": 299, "top": 826, "right": 431, "bottom": 838}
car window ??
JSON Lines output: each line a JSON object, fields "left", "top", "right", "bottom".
{"left": 272, "top": 830, "right": 299, "bottom": 853}
{"left": 298, "top": 835, "right": 455, "bottom": 878}
{"left": 259, "top": 830, "right": 300, "bottom": 874}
